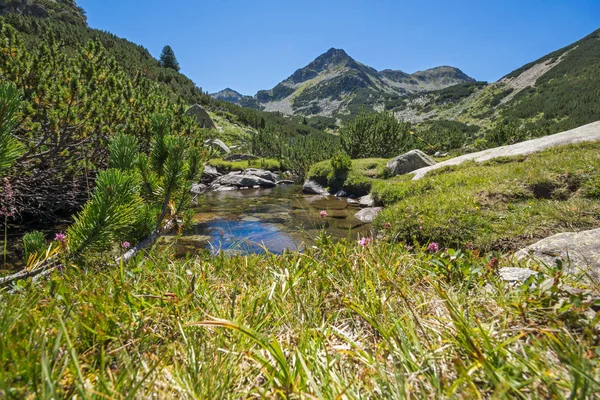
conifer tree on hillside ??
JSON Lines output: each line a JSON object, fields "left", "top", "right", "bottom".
{"left": 159, "top": 45, "right": 180, "bottom": 71}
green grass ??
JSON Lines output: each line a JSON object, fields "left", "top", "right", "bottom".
{"left": 372, "top": 142, "right": 600, "bottom": 251}
{"left": 208, "top": 111, "right": 255, "bottom": 150}
{"left": 307, "top": 158, "right": 389, "bottom": 196}
{"left": 1, "top": 238, "right": 598, "bottom": 398}
{"left": 208, "top": 158, "right": 281, "bottom": 172}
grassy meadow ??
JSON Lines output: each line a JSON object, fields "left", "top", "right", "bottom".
{"left": 1, "top": 236, "right": 599, "bottom": 398}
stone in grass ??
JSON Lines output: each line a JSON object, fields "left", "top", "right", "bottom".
{"left": 387, "top": 149, "right": 436, "bottom": 176}
{"left": 498, "top": 267, "right": 539, "bottom": 282}
{"left": 515, "top": 228, "right": 600, "bottom": 280}
{"left": 186, "top": 104, "right": 216, "bottom": 129}
{"left": 355, "top": 207, "right": 383, "bottom": 223}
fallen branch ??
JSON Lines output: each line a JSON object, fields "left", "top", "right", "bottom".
{"left": 118, "top": 219, "right": 176, "bottom": 263}
{"left": 0, "top": 253, "right": 60, "bottom": 288}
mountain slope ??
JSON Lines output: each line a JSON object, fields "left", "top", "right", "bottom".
{"left": 213, "top": 48, "right": 475, "bottom": 119}
{"left": 0, "top": 0, "right": 86, "bottom": 25}
{"left": 0, "top": 3, "right": 331, "bottom": 223}
{"left": 392, "top": 28, "right": 600, "bottom": 135}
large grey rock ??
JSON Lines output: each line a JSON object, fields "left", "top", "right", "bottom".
{"left": 498, "top": 267, "right": 539, "bottom": 282}
{"left": 358, "top": 194, "right": 375, "bottom": 207}
{"left": 412, "top": 120, "right": 600, "bottom": 180}
{"left": 202, "top": 164, "right": 222, "bottom": 183}
{"left": 355, "top": 207, "right": 383, "bottom": 223}
{"left": 515, "top": 228, "right": 600, "bottom": 279}
{"left": 214, "top": 172, "right": 276, "bottom": 188}
{"left": 224, "top": 153, "right": 260, "bottom": 162}
{"left": 387, "top": 150, "right": 437, "bottom": 176}
{"left": 302, "top": 180, "right": 329, "bottom": 195}
{"left": 186, "top": 104, "right": 216, "bottom": 129}
{"left": 244, "top": 168, "right": 277, "bottom": 183}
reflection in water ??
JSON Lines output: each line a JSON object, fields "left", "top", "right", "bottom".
{"left": 180, "top": 185, "right": 370, "bottom": 254}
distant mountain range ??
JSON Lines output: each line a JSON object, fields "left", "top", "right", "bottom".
{"left": 213, "top": 27, "right": 600, "bottom": 135}
{"left": 211, "top": 48, "right": 475, "bottom": 118}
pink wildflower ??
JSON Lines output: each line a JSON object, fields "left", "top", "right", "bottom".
{"left": 122, "top": 241, "right": 131, "bottom": 249}
{"left": 54, "top": 233, "right": 67, "bottom": 243}
{"left": 427, "top": 242, "right": 440, "bottom": 253}
{"left": 359, "top": 237, "right": 372, "bottom": 247}
{"left": 320, "top": 210, "right": 328, "bottom": 218}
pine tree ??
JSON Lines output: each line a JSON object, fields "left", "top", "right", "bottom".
{"left": 159, "top": 45, "right": 180, "bottom": 71}
{"left": 0, "top": 83, "right": 23, "bottom": 177}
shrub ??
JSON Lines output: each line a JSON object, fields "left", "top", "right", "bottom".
{"left": 340, "top": 110, "right": 415, "bottom": 158}
{"left": 330, "top": 151, "right": 351, "bottom": 175}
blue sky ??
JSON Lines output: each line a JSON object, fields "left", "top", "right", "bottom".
{"left": 78, "top": 0, "right": 599, "bottom": 95}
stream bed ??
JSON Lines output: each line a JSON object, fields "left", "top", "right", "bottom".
{"left": 162, "top": 185, "right": 372, "bottom": 255}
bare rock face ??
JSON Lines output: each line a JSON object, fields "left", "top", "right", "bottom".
{"left": 186, "top": 104, "right": 216, "bottom": 129}
{"left": 387, "top": 150, "right": 436, "bottom": 176}
{"left": 355, "top": 207, "right": 383, "bottom": 223}
{"left": 302, "top": 179, "right": 329, "bottom": 195}
{"left": 515, "top": 228, "right": 600, "bottom": 279}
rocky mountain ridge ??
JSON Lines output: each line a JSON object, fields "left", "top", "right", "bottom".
{"left": 212, "top": 48, "right": 475, "bottom": 119}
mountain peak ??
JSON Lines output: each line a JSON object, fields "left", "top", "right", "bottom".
{"left": 211, "top": 88, "right": 244, "bottom": 102}
{"left": 323, "top": 47, "right": 349, "bottom": 58}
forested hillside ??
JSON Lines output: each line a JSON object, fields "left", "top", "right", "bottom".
{"left": 0, "top": 10, "right": 334, "bottom": 224}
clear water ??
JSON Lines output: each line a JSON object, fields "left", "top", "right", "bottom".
{"left": 166, "top": 185, "right": 371, "bottom": 255}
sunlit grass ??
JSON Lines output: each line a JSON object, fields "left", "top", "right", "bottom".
{"left": 1, "top": 237, "right": 598, "bottom": 398}
{"left": 372, "top": 141, "right": 600, "bottom": 251}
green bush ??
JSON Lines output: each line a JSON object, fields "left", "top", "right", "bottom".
{"left": 330, "top": 151, "right": 351, "bottom": 175}
{"left": 340, "top": 110, "right": 416, "bottom": 158}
